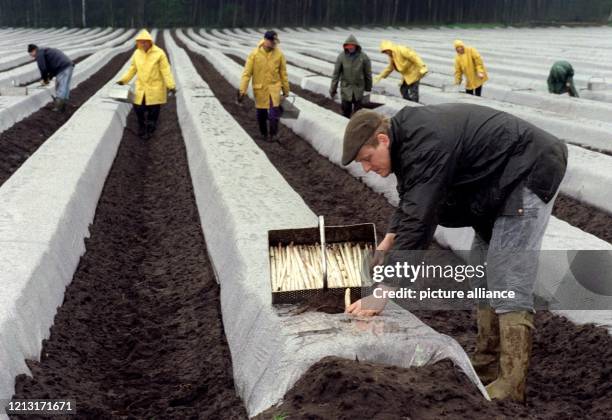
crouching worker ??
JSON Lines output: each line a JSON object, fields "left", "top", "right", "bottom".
{"left": 239, "top": 30, "right": 290, "bottom": 143}
{"left": 28, "top": 44, "right": 74, "bottom": 112}
{"left": 342, "top": 104, "right": 568, "bottom": 403}
{"left": 373, "top": 40, "right": 427, "bottom": 103}
{"left": 548, "top": 60, "right": 579, "bottom": 97}
{"left": 117, "top": 29, "right": 176, "bottom": 140}
{"left": 454, "top": 39, "right": 488, "bottom": 96}
{"left": 329, "top": 34, "right": 372, "bottom": 118}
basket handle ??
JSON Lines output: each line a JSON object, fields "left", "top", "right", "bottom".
{"left": 319, "top": 215, "right": 328, "bottom": 290}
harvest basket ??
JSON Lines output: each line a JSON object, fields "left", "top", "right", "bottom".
{"left": 268, "top": 216, "right": 377, "bottom": 304}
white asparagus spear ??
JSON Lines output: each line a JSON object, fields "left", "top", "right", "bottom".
{"left": 310, "top": 247, "right": 318, "bottom": 289}
{"left": 295, "top": 246, "right": 308, "bottom": 289}
{"left": 352, "top": 243, "right": 361, "bottom": 286}
{"left": 338, "top": 245, "right": 351, "bottom": 286}
{"left": 282, "top": 244, "right": 290, "bottom": 291}
{"left": 270, "top": 247, "right": 277, "bottom": 291}
{"left": 332, "top": 246, "right": 346, "bottom": 287}
{"left": 345, "top": 288, "right": 351, "bottom": 309}
{"left": 343, "top": 243, "right": 356, "bottom": 287}
{"left": 294, "top": 245, "right": 306, "bottom": 290}
{"left": 328, "top": 247, "right": 339, "bottom": 288}
{"left": 288, "top": 244, "right": 296, "bottom": 291}
{"left": 303, "top": 246, "right": 316, "bottom": 288}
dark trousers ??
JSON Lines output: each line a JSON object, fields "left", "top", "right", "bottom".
{"left": 400, "top": 81, "right": 419, "bottom": 103}
{"left": 466, "top": 86, "right": 483, "bottom": 96}
{"left": 341, "top": 96, "right": 363, "bottom": 118}
{"left": 256, "top": 98, "right": 281, "bottom": 137}
{"left": 135, "top": 96, "right": 161, "bottom": 131}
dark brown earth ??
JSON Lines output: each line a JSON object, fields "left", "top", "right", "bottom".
{"left": 176, "top": 33, "right": 612, "bottom": 420}
{"left": 11, "top": 36, "right": 247, "bottom": 420}
{"left": 552, "top": 194, "right": 612, "bottom": 243}
{"left": 0, "top": 51, "right": 130, "bottom": 187}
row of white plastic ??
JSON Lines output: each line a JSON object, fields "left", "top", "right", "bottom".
{"left": 167, "top": 29, "right": 488, "bottom": 416}
{"left": 0, "top": 31, "right": 151, "bottom": 409}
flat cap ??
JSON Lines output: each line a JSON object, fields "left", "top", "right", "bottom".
{"left": 342, "top": 109, "right": 384, "bottom": 165}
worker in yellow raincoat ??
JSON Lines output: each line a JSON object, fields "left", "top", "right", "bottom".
{"left": 239, "top": 30, "right": 290, "bottom": 143}
{"left": 117, "top": 29, "right": 176, "bottom": 140}
{"left": 454, "top": 40, "right": 488, "bottom": 96}
{"left": 373, "top": 40, "right": 428, "bottom": 103}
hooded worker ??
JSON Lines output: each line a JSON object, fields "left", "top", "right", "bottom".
{"left": 239, "top": 30, "right": 290, "bottom": 143}
{"left": 373, "top": 40, "right": 428, "bottom": 103}
{"left": 454, "top": 40, "right": 488, "bottom": 96}
{"left": 329, "top": 34, "right": 372, "bottom": 118}
{"left": 341, "top": 105, "right": 568, "bottom": 403}
{"left": 28, "top": 43, "right": 74, "bottom": 112}
{"left": 547, "top": 61, "right": 579, "bottom": 97}
{"left": 117, "top": 29, "right": 176, "bottom": 140}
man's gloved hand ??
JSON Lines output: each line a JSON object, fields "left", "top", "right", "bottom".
{"left": 373, "top": 75, "right": 383, "bottom": 84}
{"left": 168, "top": 88, "right": 177, "bottom": 97}
{"left": 40, "top": 79, "right": 49, "bottom": 86}
{"left": 236, "top": 90, "right": 245, "bottom": 103}
{"left": 116, "top": 80, "right": 124, "bottom": 85}
{"left": 329, "top": 90, "right": 337, "bottom": 99}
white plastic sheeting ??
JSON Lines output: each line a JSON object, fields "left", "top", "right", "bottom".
{"left": 167, "top": 31, "right": 488, "bottom": 417}
{"left": 0, "top": 59, "right": 133, "bottom": 403}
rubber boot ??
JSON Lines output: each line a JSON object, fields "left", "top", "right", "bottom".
{"left": 471, "top": 305, "right": 500, "bottom": 384}
{"left": 52, "top": 98, "right": 65, "bottom": 112}
{"left": 137, "top": 124, "right": 146, "bottom": 139}
{"left": 143, "top": 121, "right": 155, "bottom": 140}
{"left": 485, "top": 311, "right": 534, "bottom": 402}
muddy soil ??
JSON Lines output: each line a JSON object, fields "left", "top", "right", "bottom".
{"left": 177, "top": 33, "right": 612, "bottom": 420}
{"left": 11, "top": 37, "right": 248, "bottom": 419}
{"left": 0, "top": 51, "right": 130, "bottom": 186}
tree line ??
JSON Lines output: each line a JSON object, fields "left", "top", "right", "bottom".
{"left": 1, "top": 0, "right": 611, "bottom": 28}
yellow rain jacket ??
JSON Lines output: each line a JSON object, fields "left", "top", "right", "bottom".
{"left": 454, "top": 40, "right": 488, "bottom": 90}
{"left": 119, "top": 29, "right": 176, "bottom": 106}
{"left": 239, "top": 40, "right": 290, "bottom": 109}
{"left": 377, "top": 40, "right": 428, "bottom": 86}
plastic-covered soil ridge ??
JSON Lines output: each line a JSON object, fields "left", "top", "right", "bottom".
{"left": 10, "top": 35, "right": 247, "bottom": 419}
{"left": 0, "top": 50, "right": 132, "bottom": 186}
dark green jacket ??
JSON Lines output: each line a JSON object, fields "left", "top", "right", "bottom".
{"left": 330, "top": 35, "right": 372, "bottom": 101}
{"left": 548, "top": 61, "right": 579, "bottom": 97}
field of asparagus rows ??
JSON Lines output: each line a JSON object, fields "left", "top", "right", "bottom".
{"left": 0, "top": 25, "right": 611, "bottom": 419}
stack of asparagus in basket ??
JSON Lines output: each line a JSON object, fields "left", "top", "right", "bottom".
{"left": 269, "top": 242, "right": 373, "bottom": 292}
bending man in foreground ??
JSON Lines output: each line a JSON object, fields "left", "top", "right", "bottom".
{"left": 341, "top": 104, "right": 567, "bottom": 402}
{"left": 28, "top": 44, "right": 74, "bottom": 112}
{"left": 117, "top": 29, "right": 176, "bottom": 140}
